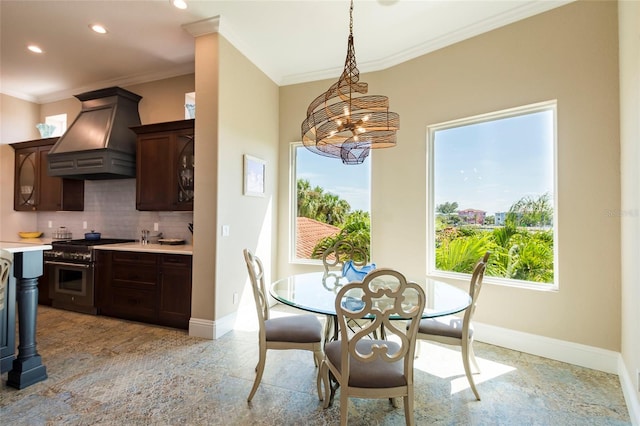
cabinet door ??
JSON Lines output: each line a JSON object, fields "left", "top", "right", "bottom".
{"left": 37, "top": 145, "right": 63, "bottom": 211}
{"left": 14, "top": 148, "right": 38, "bottom": 211}
{"left": 37, "top": 145, "right": 84, "bottom": 211}
{"left": 175, "top": 132, "right": 194, "bottom": 211}
{"left": 13, "top": 141, "right": 84, "bottom": 212}
{"left": 136, "top": 134, "right": 174, "bottom": 210}
{"left": 158, "top": 254, "right": 192, "bottom": 329}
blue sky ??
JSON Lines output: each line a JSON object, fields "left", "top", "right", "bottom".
{"left": 434, "top": 109, "right": 554, "bottom": 215}
{"left": 296, "top": 147, "right": 371, "bottom": 212}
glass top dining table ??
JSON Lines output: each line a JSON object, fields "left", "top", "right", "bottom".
{"left": 269, "top": 271, "right": 471, "bottom": 319}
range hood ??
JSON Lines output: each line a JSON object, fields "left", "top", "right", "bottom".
{"left": 48, "top": 87, "right": 142, "bottom": 179}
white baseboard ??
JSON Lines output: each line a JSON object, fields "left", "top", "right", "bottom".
{"left": 188, "top": 317, "right": 214, "bottom": 339}
{"left": 474, "top": 321, "right": 619, "bottom": 373}
{"left": 188, "top": 312, "right": 237, "bottom": 340}
{"left": 618, "top": 357, "right": 640, "bottom": 426}
{"left": 212, "top": 311, "right": 236, "bottom": 339}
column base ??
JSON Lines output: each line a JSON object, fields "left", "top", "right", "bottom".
{"left": 6, "top": 355, "right": 47, "bottom": 389}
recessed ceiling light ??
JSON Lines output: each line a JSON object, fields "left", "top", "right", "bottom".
{"left": 27, "top": 45, "right": 43, "bottom": 54}
{"left": 172, "top": 0, "right": 187, "bottom": 10}
{"left": 90, "top": 24, "right": 108, "bottom": 34}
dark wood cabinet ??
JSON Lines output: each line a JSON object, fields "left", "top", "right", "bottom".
{"left": 159, "top": 254, "right": 193, "bottom": 329}
{"left": 11, "top": 138, "right": 84, "bottom": 211}
{"left": 131, "top": 119, "right": 194, "bottom": 211}
{"left": 96, "top": 250, "right": 192, "bottom": 329}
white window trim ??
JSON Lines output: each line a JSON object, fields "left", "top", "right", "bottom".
{"left": 426, "top": 100, "right": 559, "bottom": 291}
{"left": 289, "top": 142, "right": 323, "bottom": 265}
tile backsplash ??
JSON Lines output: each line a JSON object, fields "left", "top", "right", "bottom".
{"left": 37, "top": 180, "right": 193, "bottom": 242}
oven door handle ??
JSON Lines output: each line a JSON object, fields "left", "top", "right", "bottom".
{"left": 45, "top": 261, "right": 91, "bottom": 269}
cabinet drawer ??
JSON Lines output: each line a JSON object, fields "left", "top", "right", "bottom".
{"left": 112, "top": 252, "right": 157, "bottom": 265}
{"left": 161, "top": 254, "right": 192, "bottom": 268}
{"left": 112, "top": 265, "right": 157, "bottom": 289}
{"left": 109, "top": 287, "right": 157, "bottom": 321}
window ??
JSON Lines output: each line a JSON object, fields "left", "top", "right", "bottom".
{"left": 184, "top": 92, "right": 195, "bottom": 119}
{"left": 290, "top": 143, "right": 371, "bottom": 263}
{"left": 45, "top": 114, "right": 67, "bottom": 137}
{"left": 428, "top": 101, "right": 557, "bottom": 288}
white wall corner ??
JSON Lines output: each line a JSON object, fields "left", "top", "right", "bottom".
{"left": 474, "top": 322, "right": 619, "bottom": 374}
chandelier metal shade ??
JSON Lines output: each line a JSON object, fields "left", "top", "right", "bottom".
{"left": 301, "top": 0, "right": 399, "bottom": 165}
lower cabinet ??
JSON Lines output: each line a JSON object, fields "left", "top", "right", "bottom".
{"left": 96, "top": 251, "right": 192, "bottom": 329}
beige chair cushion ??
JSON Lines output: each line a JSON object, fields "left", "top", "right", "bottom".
{"left": 418, "top": 316, "right": 474, "bottom": 339}
{"left": 265, "top": 314, "right": 322, "bottom": 343}
{"left": 325, "top": 339, "right": 406, "bottom": 388}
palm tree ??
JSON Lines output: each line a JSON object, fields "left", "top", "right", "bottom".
{"left": 508, "top": 193, "right": 553, "bottom": 227}
{"left": 297, "top": 179, "right": 322, "bottom": 219}
{"left": 311, "top": 211, "right": 371, "bottom": 259}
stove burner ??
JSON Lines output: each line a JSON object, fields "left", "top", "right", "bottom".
{"left": 46, "top": 238, "right": 135, "bottom": 262}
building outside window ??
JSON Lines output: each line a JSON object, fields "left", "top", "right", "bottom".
{"left": 428, "top": 101, "right": 557, "bottom": 288}
{"left": 290, "top": 143, "right": 371, "bottom": 263}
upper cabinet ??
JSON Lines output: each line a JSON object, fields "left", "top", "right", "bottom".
{"left": 11, "top": 138, "right": 84, "bottom": 211}
{"left": 131, "top": 119, "right": 194, "bottom": 211}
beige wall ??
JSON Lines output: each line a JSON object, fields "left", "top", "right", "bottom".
{"left": 1, "top": 93, "right": 40, "bottom": 143}
{"left": 0, "top": 94, "right": 41, "bottom": 240}
{"left": 191, "top": 32, "right": 219, "bottom": 328}
{"left": 215, "top": 36, "right": 279, "bottom": 321}
{"left": 278, "top": 1, "right": 621, "bottom": 351}
{"left": 38, "top": 74, "right": 195, "bottom": 127}
{"left": 619, "top": 0, "right": 640, "bottom": 415}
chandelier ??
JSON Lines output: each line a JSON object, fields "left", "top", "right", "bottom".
{"left": 301, "top": 0, "right": 399, "bottom": 165}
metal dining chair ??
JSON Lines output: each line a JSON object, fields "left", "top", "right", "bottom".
{"left": 0, "top": 249, "right": 13, "bottom": 311}
{"left": 243, "top": 249, "right": 324, "bottom": 402}
{"left": 320, "top": 268, "right": 426, "bottom": 426}
{"left": 414, "top": 251, "right": 490, "bottom": 400}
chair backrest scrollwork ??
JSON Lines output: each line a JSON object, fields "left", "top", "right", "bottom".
{"left": 334, "top": 268, "right": 425, "bottom": 372}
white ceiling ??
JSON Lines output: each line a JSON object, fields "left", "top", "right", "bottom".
{"left": 0, "top": 0, "right": 571, "bottom": 104}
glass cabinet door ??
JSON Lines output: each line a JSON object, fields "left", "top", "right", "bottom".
{"left": 16, "top": 150, "right": 37, "bottom": 209}
{"left": 177, "top": 135, "right": 194, "bottom": 204}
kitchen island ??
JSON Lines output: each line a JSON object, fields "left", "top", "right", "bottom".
{"left": 0, "top": 240, "right": 52, "bottom": 389}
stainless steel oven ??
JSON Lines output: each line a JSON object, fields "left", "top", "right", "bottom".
{"left": 46, "top": 260, "right": 95, "bottom": 314}
{"left": 45, "top": 238, "right": 134, "bottom": 315}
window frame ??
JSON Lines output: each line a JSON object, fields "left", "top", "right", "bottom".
{"left": 426, "top": 100, "right": 559, "bottom": 291}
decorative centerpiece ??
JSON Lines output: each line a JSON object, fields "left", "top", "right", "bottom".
{"left": 36, "top": 123, "right": 56, "bottom": 138}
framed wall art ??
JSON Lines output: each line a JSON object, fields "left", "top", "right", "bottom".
{"left": 243, "top": 154, "right": 266, "bottom": 197}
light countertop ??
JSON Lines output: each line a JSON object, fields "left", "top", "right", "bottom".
{"left": 0, "top": 240, "right": 52, "bottom": 253}
{"left": 2, "top": 238, "right": 192, "bottom": 255}
{"left": 92, "top": 242, "right": 193, "bottom": 255}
